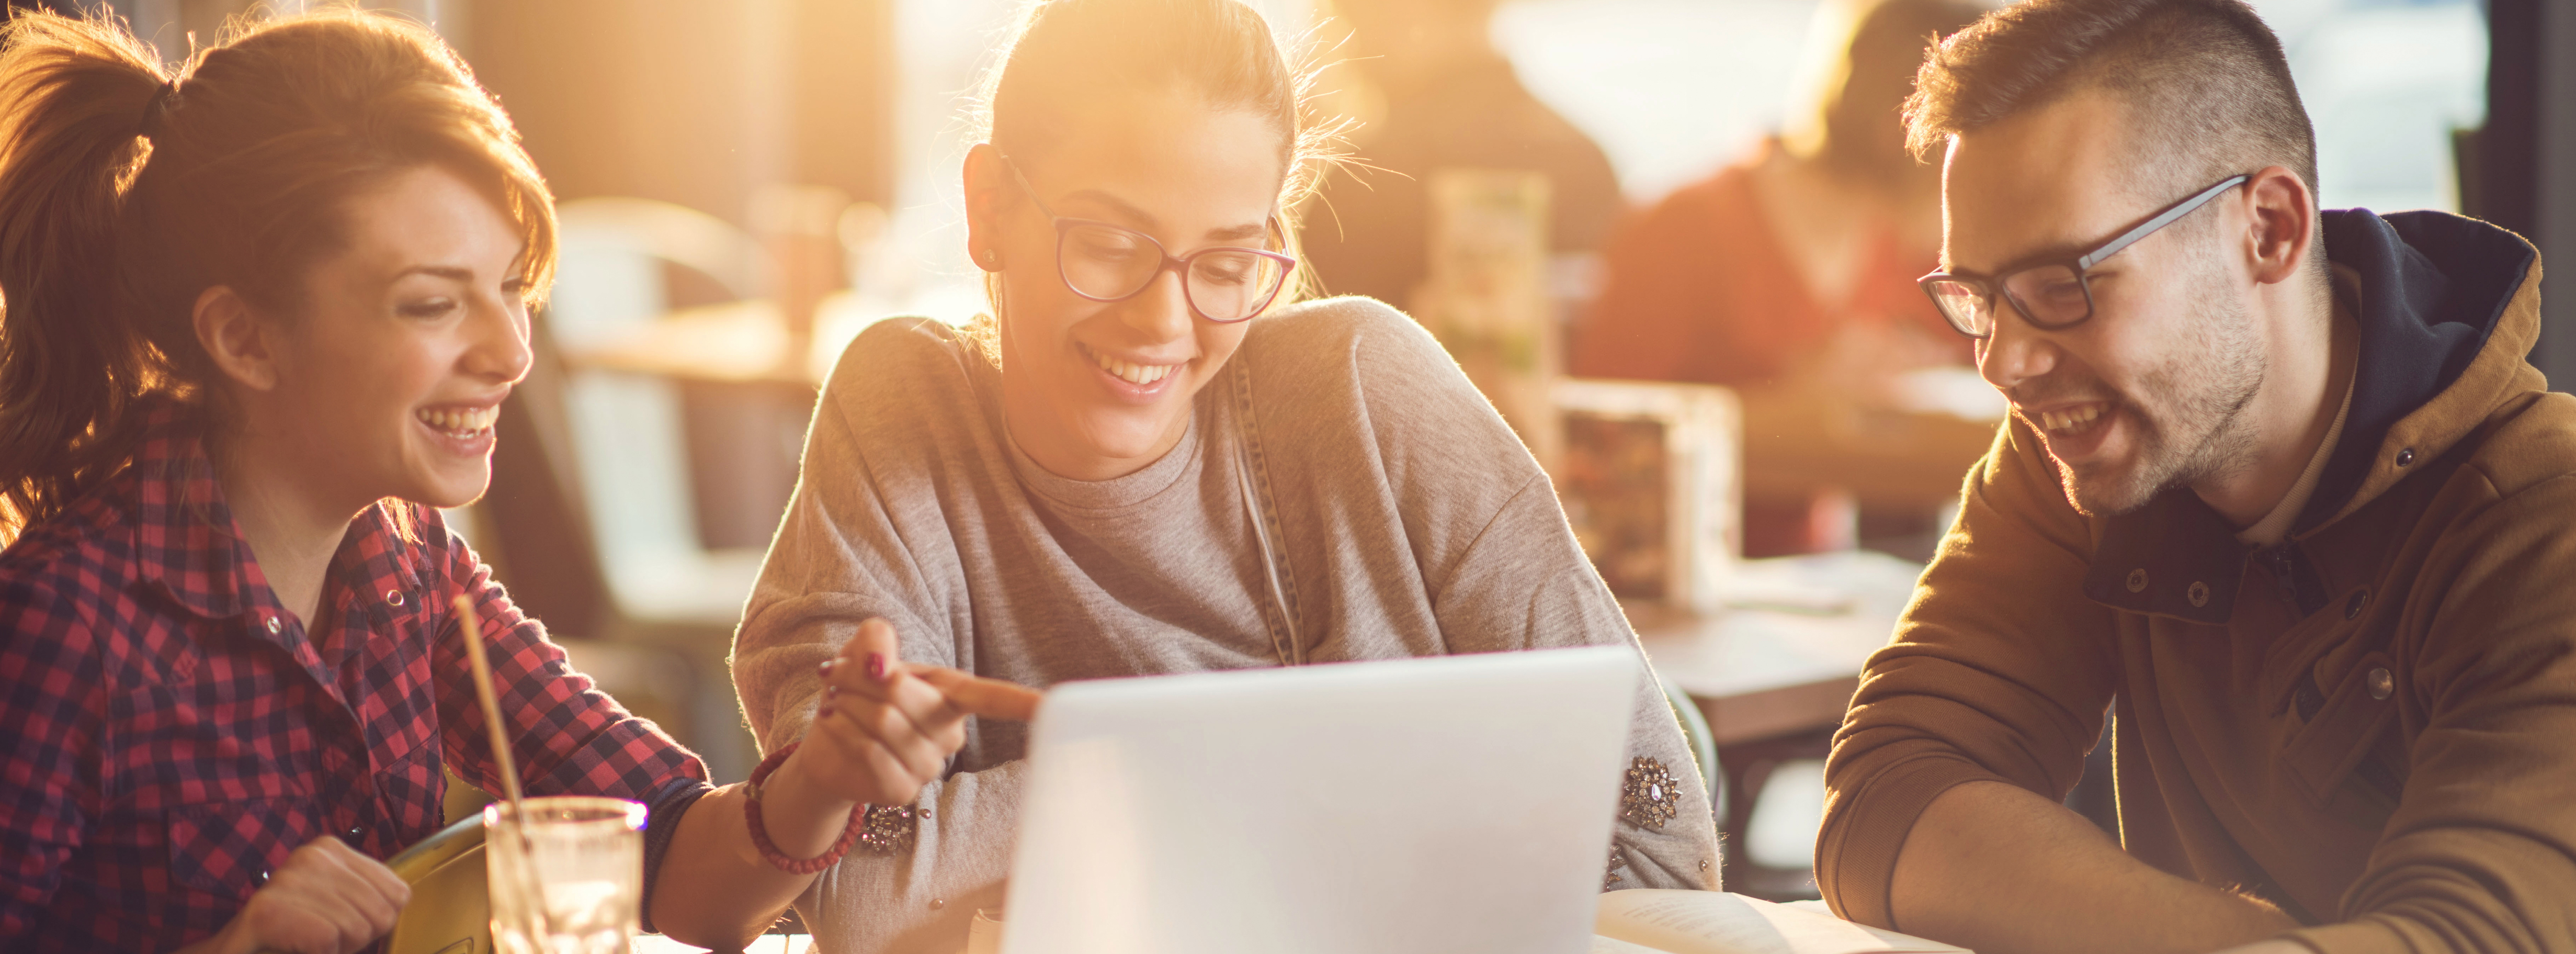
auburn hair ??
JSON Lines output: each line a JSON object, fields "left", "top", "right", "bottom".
{"left": 0, "top": 9, "right": 556, "bottom": 541}
{"left": 963, "top": 0, "right": 1344, "bottom": 365}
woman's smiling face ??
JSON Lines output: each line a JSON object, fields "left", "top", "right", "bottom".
{"left": 971, "top": 90, "right": 1289, "bottom": 482}
{"left": 250, "top": 163, "right": 536, "bottom": 511}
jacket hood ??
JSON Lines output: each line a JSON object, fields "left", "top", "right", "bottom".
{"left": 2080, "top": 209, "right": 2544, "bottom": 625}
{"left": 2294, "top": 209, "right": 2541, "bottom": 532}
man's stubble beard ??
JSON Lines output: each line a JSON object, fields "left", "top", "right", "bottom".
{"left": 2059, "top": 249, "right": 2267, "bottom": 517}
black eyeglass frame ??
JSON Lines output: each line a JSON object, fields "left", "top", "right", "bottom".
{"left": 1001, "top": 155, "right": 1298, "bottom": 324}
{"left": 1917, "top": 173, "right": 2252, "bottom": 339}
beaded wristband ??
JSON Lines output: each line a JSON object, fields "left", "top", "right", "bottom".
{"left": 742, "top": 742, "right": 868, "bottom": 874}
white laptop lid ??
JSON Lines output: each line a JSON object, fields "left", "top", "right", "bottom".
{"left": 1000, "top": 645, "right": 1640, "bottom": 954}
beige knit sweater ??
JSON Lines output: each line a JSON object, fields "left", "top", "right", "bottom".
{"left": 733, "top": 297, "right": 1719, "bottom": 953}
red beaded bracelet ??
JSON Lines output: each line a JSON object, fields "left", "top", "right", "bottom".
{"left": 742, "top": 742, "right": 869, "bottom": 874}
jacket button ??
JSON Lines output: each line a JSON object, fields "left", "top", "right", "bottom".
{"left": 2187, "top": 581, "right": 2210, "bottom": 608}
{"left": 2345, "top": 589, "right": 2368, "bottom": 619}
{"left": 2368, "top": 667, "right": 2395, "bottom": 700}
{"left": 2396, "top": 448, "right": 2415, "bottom": 467}
{"left": 2126, "top": 568, "right": 2149, "bottom": 593}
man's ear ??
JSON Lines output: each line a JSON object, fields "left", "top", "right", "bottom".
{"left": 2242, "top": 165, "right": 2316, "bottom": 287}
{"left": 963, "top": 143, "right": 1013, "bottom": 273}
{"left": 192, "top": 286, "right": 282, "bottom": 392}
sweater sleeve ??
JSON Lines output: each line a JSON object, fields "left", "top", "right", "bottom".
{"left": 430, "top": 523, "right": 711, "bottom": 930}
{"left": 2282, "top": 473, "right": 2576, "bottom": 954}
{"left": 1814, "top": 418, "right": 2121, "bottom": 929}
{"left": 733, "top": 365, "right": 1027, "bottom": 949}
{"left": 1429, "top": 473, "right": 1724, "bottom": 890}
{"left": 1306, "top": 296, "right": 1722, "bottom": 889}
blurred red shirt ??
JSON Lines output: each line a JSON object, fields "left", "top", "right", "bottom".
{"left": 1571, "top": 145, "right": 1964, "bottom": 388}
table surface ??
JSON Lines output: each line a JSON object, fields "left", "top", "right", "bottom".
{"left": 1629, "top": 551, "right": 1921, "bottom": 747}
{"left": 561, "top": 294, "right": 896, "bottom": 387}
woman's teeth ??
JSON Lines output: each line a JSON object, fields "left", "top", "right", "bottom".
{"left": 416, "top": 405, "right": 498, "bottom": 437}
{"left": 1089, "top": 348, "right": 1178, "bottom": 386}
{"left": 2038, "top": 403, "right": 2108, "bottom": 434}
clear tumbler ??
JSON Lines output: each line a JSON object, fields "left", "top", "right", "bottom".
{"left": 484, "top": 796, "right": 648, "bottom": 954}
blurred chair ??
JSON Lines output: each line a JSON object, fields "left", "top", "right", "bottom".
{"left": 1716, "top": 726, "right": 1837, "bottom": 901}
{"left": 549, "top": 198, "right": 771, "bottom": 630}
{"left": 379, "top": 814, "right": 489, "bottom": 954}
{"left": 467, "top": 197, "right": 796, "bottom": 780}
{"left": 1660, "top": 674, "right": 1725, "bottom": 826}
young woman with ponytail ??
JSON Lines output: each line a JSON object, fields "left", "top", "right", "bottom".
{"left": 0, "top": 11, "right": 1034, "bottom": 954}
{"left": 731, "top": 1, "right": 1723, "bottom": 949}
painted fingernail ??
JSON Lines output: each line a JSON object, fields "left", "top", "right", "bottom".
{"left": 867, "top": 653, "right": 887, "bottom": 681}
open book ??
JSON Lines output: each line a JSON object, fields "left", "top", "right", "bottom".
{"left": 1592, "top": 891, "right": 1971, "bottom": 954}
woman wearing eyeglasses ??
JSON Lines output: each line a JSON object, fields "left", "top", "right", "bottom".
{"left": 731, "top": 0, "right": 1722, "bottom": 949}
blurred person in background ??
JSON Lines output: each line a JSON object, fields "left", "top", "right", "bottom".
{"left": 1296, "top": 0, "right": 1622, "bottom": 307}
{"left": 1821, "top": 1, "right": 2576, "bottom": 951}
{"left": 1571, "top": 0, "right": 1987, "bottom": 556}
{"left": 731, "top": 1, "right": 1718, "bottom": 950}
{"left": 0, "top": 12, "right": 1031, "bottom": 953}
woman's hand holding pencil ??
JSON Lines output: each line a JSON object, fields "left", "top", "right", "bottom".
{"left": 800, "top": 617, "right": 1042, "bottom": 806}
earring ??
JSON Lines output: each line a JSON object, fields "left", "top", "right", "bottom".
{"left": 978, "top": 248, "right": 1000, "bottom": 269}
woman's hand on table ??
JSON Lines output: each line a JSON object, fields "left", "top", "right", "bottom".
{"left": 800, "top": 617, "right": 1043, "bottom": 804}
{"left": 180, "top": 836, "right": 409, "bottom": 954}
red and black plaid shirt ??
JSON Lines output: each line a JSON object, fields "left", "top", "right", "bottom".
{"left": 0, "top": 402, "right": 710, "bottom": 951}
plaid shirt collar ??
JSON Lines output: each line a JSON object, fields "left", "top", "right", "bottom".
{"left": 124, "top": 400, "right": 426, "bottom": 667}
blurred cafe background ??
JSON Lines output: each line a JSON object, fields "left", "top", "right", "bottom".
{"left": 38, "top": 0, "right": 2570, "bottom": 903}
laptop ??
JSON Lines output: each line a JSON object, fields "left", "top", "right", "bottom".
{"left": 999, "top": 645, "right": 1641, "bottom": 954}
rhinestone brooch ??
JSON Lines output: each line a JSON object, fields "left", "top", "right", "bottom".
{"left": 1621, "top": 756, "right": 1679, "bottom": 830}
{"left": 856, "top": 804, "right": 922, "bottom": 855}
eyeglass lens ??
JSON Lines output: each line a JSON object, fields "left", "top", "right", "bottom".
{"left": 1059, "top": 222, "right": 1288, "bottom": 322}
{"left": 1928, "top": 263, "right": 2090, "bottom": 336}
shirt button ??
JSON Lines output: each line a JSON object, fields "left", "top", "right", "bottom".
{"left": 264, "top": 616, "right": 282, "bottom": 635}
{"left": 930, "top": 899, "right": 947, "bottom": 911}
{"left": 2368, "top": 667, "right": 2395, "bottom": 701}
{"left": 2186, "top": 581, "right": 2210, "bottom": 608}
{"left": 2396, "top": 448, "right": 2416, "bottom": 467}
{"left": 346, "top": 825, "right": 366, "bottom": 841}
{"left": 2126, "top": 568, "right": 2150, "bottom": 593}
{"left": 257, "top": 868, "right": 271, "bottom": 884}
{"left": 384, "top": 589, "right": 404, "bottom": 607}
{"left": 1698, "top": 858, "right": 1712, "bottom": 872}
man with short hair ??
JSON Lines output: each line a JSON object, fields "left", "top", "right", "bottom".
{"left": 1817, "top": 1, "right": 2576, "bottom": 951}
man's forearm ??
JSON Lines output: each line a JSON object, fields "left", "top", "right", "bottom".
{"left": 1890, "top": 781, "right": 2299, "bottom": 954}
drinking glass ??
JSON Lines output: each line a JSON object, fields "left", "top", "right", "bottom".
{"left": 484, "top": 796, "right": 648, "bottom": 954}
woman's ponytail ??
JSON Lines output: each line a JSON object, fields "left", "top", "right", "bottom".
{"left": 0, "top": 14, "right": 169, "bottom": 540}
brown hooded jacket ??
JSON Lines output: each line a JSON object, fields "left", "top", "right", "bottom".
{"left": 1819, "top": 209, "right": 2575, "bottom": 952}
